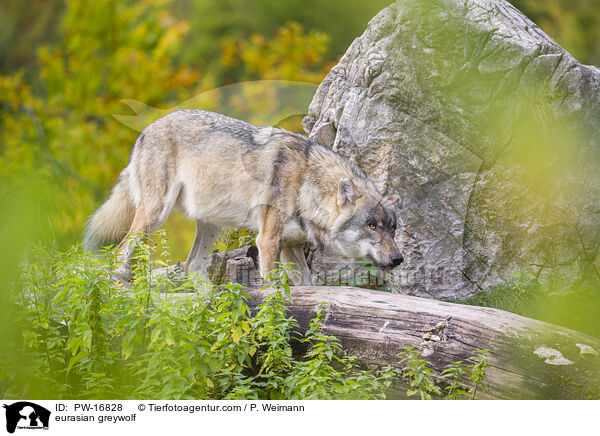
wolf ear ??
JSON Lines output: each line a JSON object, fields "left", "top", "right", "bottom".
{"left": 338, "top": 178, "right": 359, "bottom": 207}
{"left": 385, "top": 194, "right": 400, "bottom": 206}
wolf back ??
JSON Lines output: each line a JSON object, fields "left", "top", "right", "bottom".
{"left": 84, "top": 110, "right": 403, "bottom": 284}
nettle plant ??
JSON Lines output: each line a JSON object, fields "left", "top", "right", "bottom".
{"left": 2, "top": 234, "right": 489, "bottom": 400}
{"left": 397, "top": 346, "right": 489, "bottom": 400}
{"left": 3, "top": 236, "right": 391, "bottom": 399}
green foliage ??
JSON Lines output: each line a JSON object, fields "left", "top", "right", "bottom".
{"left": 6, "top": 0, "right": 597, "bottom": 79}
{"left": 396, "top": 346, "right": 489, "bottom": 400}
{"left": 1, "top": 242, "right": 393, "bottom": 400}
{"left": 277, "top": 303, "right": 394, "bottom": 400}
{"left": 174, "top": 0, "right": 394, "bottom": 79}
{"left": 397, "top": 346, "right": 442, "bottom": 400}
{"left": 6, "top": 239, "right": 492, "bottom": 400}
{"left": 212, "top": 228, "right": 256, "bottom": 253}
{"left": 509, "top": 0, "right": 600, "bottom": 65}
{"left": 0, "top": 0, "right": 199, "bottom": 248}
{"left": 0, "top": 0, "right": 64, "bottom": 74}
{"left": 451, "top": 271, "right": 600, "bottom": 339}
{"left": 0, "top": 0, "right": 336, "bottom": 259}
{"left": 441, "top": 351, "right": 489, "bottom": 400}
{"left": 336, "top": 259, "right": 391, "bottom": 292}
{"left": 221, "top": 21, "right": 330, "bottom": 82}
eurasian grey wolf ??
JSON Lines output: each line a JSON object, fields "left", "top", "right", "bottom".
{"left": 84, "top": 110, "right": 403, "bottom": 285}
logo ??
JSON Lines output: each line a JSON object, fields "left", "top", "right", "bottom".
{"left": 3, "top": 402, "right": 50, "bottom": 434}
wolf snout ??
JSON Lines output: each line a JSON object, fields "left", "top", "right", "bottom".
{"left": 391, "top": 253, "right": 404, "bottom": 267}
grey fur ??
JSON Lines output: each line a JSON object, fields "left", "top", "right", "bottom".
{"left": 84, "top": 110, "right": 403, "bottom": 284}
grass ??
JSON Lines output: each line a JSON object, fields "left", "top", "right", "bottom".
{"left": 447, "top": 273, "right": 600, "bottom": 339}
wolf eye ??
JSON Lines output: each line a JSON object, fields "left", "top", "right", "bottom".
{"left": 391, "top": 225, "right": 396, "bottom": 233}
{"left": 368, "top": 222, "right": 377, "bottom": 230}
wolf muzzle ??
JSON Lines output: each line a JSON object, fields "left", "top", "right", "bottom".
{"left": 391, "top": 253, "right": 404, "bottom": 267}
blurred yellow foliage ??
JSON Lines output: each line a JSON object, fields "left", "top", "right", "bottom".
{"left": 222, "top": 21, "right": 332, "bottom": 82}
{"left": 0, "top": 0, "right": 333, "bottom": 257}
{"left": 0, "top": 0, "right": 200, "bottom": 246}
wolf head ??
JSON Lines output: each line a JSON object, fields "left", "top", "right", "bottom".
{"left": 330, "top": 178, "right": 404, "bottom": 269}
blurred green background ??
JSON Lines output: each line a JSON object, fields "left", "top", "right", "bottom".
{"left": 0, "top": 0, "right": 599, "bottom": 334}
{"left": 0, "top": 0, "right": 397, "bottom": 260}
{"left": 1, "top": 0, "right": 598, "bottom": 255}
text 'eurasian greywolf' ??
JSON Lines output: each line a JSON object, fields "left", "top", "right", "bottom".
{"left": 84, "top": 110, "right": 403, "bottom": 284}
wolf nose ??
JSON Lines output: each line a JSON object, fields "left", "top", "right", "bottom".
{"left": 391, "top": 253, "right": 404, "bottom": 267}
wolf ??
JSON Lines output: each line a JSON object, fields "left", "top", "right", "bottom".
{"left": 84, "top": 110, "right": 403, "bottom": 285}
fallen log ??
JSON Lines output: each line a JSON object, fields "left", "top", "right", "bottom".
{"left": 149, "top": 249, "right": 599, "bottom": 399}
{"left": 253, "top": 286, "right": 600, "bottom": 399}
{"left": 161, "top": 284, "right": 600, "bottom": 399}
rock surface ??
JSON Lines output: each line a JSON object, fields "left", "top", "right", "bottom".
{"left": 303, "top": 0, "right": 600, "bottom": 299}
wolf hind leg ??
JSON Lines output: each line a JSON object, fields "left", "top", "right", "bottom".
{"left": 280, "top": 244, "right": 312, "bottom": 285}
{"left": 115, "top": 186, "right": 180, "bottom": 280}
{"left": 114, "top": 211, "right": 149, "bottom": 281}
{"left": 185, "top": 221, "right": 221, "bottom": 281}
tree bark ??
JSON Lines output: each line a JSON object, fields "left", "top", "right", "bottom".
{"left": 150, "top": 250, "right": 600, "bottom": 399}
{"left": 256, "top": 286, "right": 600, "bottom": 399}
{"left": 163, "top": 284, "right": 600, "bottom": 399}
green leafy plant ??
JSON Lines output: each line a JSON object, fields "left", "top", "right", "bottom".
{"left": 2, "top": 241, "right": 392, "bottom": 400}
{"left": 442, "top": 350, "right": 489, "bottom": 400}
{"left": 397, "top": 346, "right": 442, "bottom": 399}
{"left": 336, "top": 259, "right": 387, "bottom": 290}
{"left": 3, "top": 235, "right": 493, "bottom": 400}
{"left": 281, "top": 303, "right": 394, "bottom": 399}
{"left": 396, "top": 346, "right": 489, "bottom": 400}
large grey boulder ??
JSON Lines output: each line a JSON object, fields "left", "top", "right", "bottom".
{"left": 303, "top": 0, "right": 600, "bottom": 299}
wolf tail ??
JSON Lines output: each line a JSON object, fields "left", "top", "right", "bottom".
{"left": 83, "top": 168, "right": 135, "bottom": 251}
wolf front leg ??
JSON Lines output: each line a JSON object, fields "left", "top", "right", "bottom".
{"left": 256, "top": 206, "right": 283, "bottom": 280}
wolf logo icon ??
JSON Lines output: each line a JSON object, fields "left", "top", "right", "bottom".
{"left": 3, "top": 402, "right": 50, "bottom": 434}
